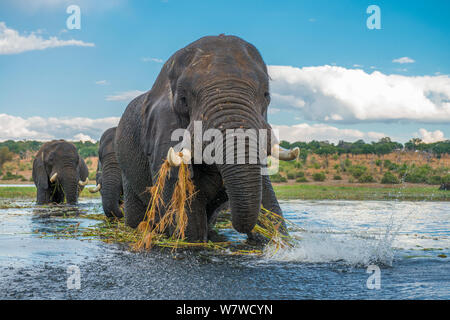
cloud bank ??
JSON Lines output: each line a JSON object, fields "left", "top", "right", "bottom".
{"left": 0, "top": 22, "right": 94, "bottom": 54}
{"left": 416, "top": 128, "right": 446, "bottom": 143}
{"left": 272, "top": 123, "right": 386, "bottom": 144}
{"left": 0, "top": 114, "right": 119, "bottom": 141}
{"left": 268, "top": 65, "right": 450, "bottom": 123}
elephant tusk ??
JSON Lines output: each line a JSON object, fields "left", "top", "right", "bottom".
{"left": 49, "top": 172, "right": 58, "bottom": 183}
{"left": 271, "top": 144, "right": 300, "bottom": 161}
{"left": 78, "top": 178, "right": 89, "bottom": 186}
{"left": 167, "top": 147, "right": 191, "bottom": 167}
{"left": 89, "top": 184, "right": 101, "bottom": 193}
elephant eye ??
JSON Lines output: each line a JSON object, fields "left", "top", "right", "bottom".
{"left": 180, "top": 96, "right": 188, "bottom": 108}
{"left": 264, "top": 92, "right": 271, "bottom": 102}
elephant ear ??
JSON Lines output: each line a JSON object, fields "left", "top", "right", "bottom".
{"left": 32, "top": 153, "right": 48, "bottom": 189}
{"left": 141, "top": 49, "right": 197, "bottom": 169}
{"left": 78, "top": 157, "right": 89, "bottom": 181}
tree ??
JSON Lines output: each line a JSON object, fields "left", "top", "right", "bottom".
{"left": 0, "top": 147, "right": 14, "bottom": 169}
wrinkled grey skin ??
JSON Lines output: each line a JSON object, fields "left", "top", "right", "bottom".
{"left": 115, "top": 35, "right": 284, "bottom": 241}
{"left": 96, "top": 127, "right": 124, "bottom": 218}
{"left": 32, "top": 140, "right": 89, "bottom": 205}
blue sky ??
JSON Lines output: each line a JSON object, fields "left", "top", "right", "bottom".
{"left": 0, "top": 0, "right": 449, "bottom": 143}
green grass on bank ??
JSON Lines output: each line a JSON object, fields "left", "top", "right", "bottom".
{"left": 0, "top": 187, "right": 100, "bottom": 199}
{"left": 0, "top": 184, "right": 448, "bottom": 201}
{"left": 273, "top": 184, "right": 449, "bottom": 201}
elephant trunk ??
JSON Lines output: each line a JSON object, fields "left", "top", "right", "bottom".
{"left": 59, "top": 166, "right": 79, "bottom": 205}
{"left": 200, "top": 82, "right": 265, "bottom": 233}
{"left": 100, "top": 153, "right": 123, "bottom": 218}
{"left": 218, "top": 163, "right": 261, "bottom": 233}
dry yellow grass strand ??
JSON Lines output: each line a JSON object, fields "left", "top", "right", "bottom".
{"left": 133, "top": 160, "right": 171, "bottom": 250}
{"left": 167, "top": 161, "right": 196, "bottom": 243}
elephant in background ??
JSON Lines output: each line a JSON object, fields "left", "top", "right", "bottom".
{"left": 116, "top": 35, "right": 298, "bottom": 241}
{"left": 89, "top": 127, "right": 124, "bottom": 218}
{"left": 32, "top": 140, "right": 89, "bottom": 205}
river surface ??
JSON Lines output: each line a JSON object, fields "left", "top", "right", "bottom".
{"left": 0, "top": 198, "right": 448, "bottom": 299}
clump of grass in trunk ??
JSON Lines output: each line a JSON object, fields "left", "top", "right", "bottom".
{"left": 131, "top": 155, "right": 296, "bottom": 254}
{"left": 134, "top": 159, "right": 196, "bottom": 250}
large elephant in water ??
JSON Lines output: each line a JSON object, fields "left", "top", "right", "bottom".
{"left": 89, "top": 127, "right": 124, "bottom": 218}
{"left": 32, "top": 140, "right": 89, "bottom": 205}
{"left": 115, "top": 35, "right": 298, "bottom": 241}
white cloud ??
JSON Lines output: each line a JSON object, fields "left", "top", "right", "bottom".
{"left": 95, "top": 80, "right": 109, "bottom": 85}
{"left": 272, "top": 123, "right": 387, "bottom": 143}
{"left": 268, "top": 65, "right": 450, "bottom": 123}
{"left": 105, "top": 90, "right": 146, "bottom": 101}
{"left": 72, "top": 133, "right": 96, "bottom": 143}
{"left": 0, "top": 22, "right": 94, "bottom": 54}
{"left": 392, "top": 57, "right": 415, "bottom": 64}
{"left": 0, "top": 114, "right": 119, "bottom": 141}
{"left": 4, "top": 0, "right": 124, "bottom": 12}
{"left": 142, "top": 57, "right": 164, "bottom": 63}
{"left": 416, "top": 128, "right": 446, "bottom": 143}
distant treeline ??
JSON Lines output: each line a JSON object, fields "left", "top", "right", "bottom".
{"left": 280, "top": 137, "right": 450, "bottom": 159}
{"left": 0, "top": 137, "right": 449, "bottom": 161}
{"left": 0, "top": 140, "right": 100, "bottom": 159}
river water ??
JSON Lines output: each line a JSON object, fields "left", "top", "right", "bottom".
{"left": 0, "top": 198, "right": 448, "bottom": 299}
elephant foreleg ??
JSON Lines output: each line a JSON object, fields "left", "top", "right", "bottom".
{"left": 122, "top": 174, "right": 147, "bottom": 228}
{"left": 36, "top": 187, "right": 51, "bottom": 205}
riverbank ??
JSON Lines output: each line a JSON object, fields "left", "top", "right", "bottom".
{"left": 0, "top": 183, "right": 447, "bottom": 201}
{"left": 273, "top": 183, "right": 448, "bottom": 201}
{"left": 0, "top": 187, "right": 98, "bottom": 200}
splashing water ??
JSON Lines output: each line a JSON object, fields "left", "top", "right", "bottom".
{"left": 262, "top": 200, "right": 422, "bottom": 266}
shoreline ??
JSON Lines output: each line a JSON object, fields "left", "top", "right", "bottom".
{"left": 0, "top": 183, "right": 447, "bottom": 202}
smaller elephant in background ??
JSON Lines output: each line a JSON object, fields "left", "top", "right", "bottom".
{"left": 89, "top": 127, "right": 124, "bottom": 218}
{"left": 32, "top": 140, "right": 89, "bottom": 205}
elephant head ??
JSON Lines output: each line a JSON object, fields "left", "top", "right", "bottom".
{"left": 32, "top": 140, "right": 89, "bottom": 205}
{"left": 90, "top": 127, "right": 124, "bottom": 218}
{"left": 142, "top": 35, "right": 297, "bottom": 235}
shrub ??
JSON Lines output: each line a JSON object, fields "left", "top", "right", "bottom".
{"left": 294, "top": 161, "right": 303, "bottom": 169}
{"left": 358, "top": 174, "right": 375, "bottom": 183}
{"left": 381, "top": 171, "right": 400, "bottom": 184}
{"left": 270, "top": 173, "right": 287, "bottom": 183}
{"left": 442, "top": 175, "right": 450, "bottom": 184}
{"left": 313, "top": 162, "right": 321, "bottom": 169}
{"left": 333, "top": 175, "right": 342, "bottom": 180}
{"left": 375, "top": 159, "right": 382, "bottom": 167}
{"left": 0, "top": 147, "right": 14, "bottom": 169}
{"left": 296, "top": 177, "right": 308, "bottom": 183}
{"left": 312, "top": 172, "right": 326, "bottom": 182}
{"left": 296, "top": 171, "right": 305, "bottom": 178}
{"left": 344, "top": 158, "right": 352, "bottom": 167}
{"left": 427, "top": 175, "right": 442, "bottom": 185}
{"left": 404, "top": 165, "right": 432, "bottom": 183}
{"left": 349, "top": 165, "right": 367, "bottom": 178}
{"left": 287, "top": 172, "right": 295, "bottom": 180}
{"left": 1, "top": 171, "right": 24, "bottom": 181}
{"left": 88, "top": 171, "right": 97, "bottom": 180}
